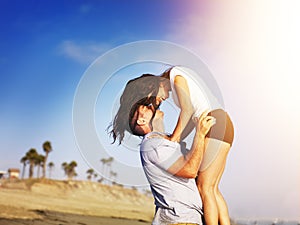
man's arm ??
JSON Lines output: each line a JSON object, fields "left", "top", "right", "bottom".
{"left": 167, "top": 110, "right": 215, "bottom": 178}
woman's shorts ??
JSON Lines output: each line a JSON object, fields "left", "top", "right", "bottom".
{"left": 206, "top": 109, "right": 234, "bottom": 146}
{"left": 199, "top": 109, "right": 234, "bottom": 172}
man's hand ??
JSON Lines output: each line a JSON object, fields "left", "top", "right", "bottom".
{"left": 194, "top": 110, "right": 216, "bottom": 136}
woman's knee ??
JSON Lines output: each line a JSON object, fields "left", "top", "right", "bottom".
{"left": 214, "top": 186, "right": 221, "bottom": 196}
{"left": 197, "top": 180, "right": 215, "bottom": 195}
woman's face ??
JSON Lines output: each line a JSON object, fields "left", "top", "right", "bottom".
{"left": 156, "top": 82, "right": 171, "bottom": 106}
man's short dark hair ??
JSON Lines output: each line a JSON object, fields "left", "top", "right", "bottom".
{"left": 129, "top": 104, "right": 154, "bottom": 137}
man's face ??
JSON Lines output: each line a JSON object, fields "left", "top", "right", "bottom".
{"left": 132, "top": 105, "right": 164, "bottom": 134}
{"left": 137, "top": 105, "right": 155, "bottom": 124}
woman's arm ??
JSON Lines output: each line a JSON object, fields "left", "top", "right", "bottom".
{"left": 170, "top": 75, "right": 194, "bottom": 142}
{"left": 180, "top": 119, "right": 196, "bottom": 141}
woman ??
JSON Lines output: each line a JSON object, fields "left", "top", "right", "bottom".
{"left": 110, "top": 65, "right": 234, "bottom": 225}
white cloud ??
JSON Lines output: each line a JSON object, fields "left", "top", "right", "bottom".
{"left": 59, "top": 40, "right": 112, "bottom": 64}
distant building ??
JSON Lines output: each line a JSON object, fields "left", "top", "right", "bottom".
{"left": 0, "top": 171, "right": 6, "bottom": 179}
{"left": 8, "top": 168, "right": 20, "bottom": 179}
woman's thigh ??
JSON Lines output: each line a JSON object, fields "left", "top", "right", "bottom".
{"left": 198, "top": 138, "right": 230, "bottom": 186}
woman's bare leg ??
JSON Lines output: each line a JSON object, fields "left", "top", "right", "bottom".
{"left": 197, "top": 138, "right": 231, "bottom": 225}
{"left": 214, "top": 155, "right": 230, "bottom": 225}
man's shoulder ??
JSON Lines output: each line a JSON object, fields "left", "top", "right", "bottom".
{"left": 141, "top": 132, "right": 179, "bottom": 151}
{"left": 142, "top": 132, "right": 175, "bottom": 145}
{"left": 142, "top": 132, "right": 165, "bottom": 142}
{"left": 141, "top": 133, "right": 164, "bottom": 151}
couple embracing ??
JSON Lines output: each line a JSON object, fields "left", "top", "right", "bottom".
{"left": 109, "top": 66, "right": 234, "bottom": 225}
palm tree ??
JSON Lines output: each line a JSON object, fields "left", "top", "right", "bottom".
{"left": 97, "top": 177, "right": 104, "bottom": 183}
{"left": 26, "top": 148, "right": 38, "bottom": 178}
{"left": 93, "top": 173, "right": 98, "bottom": 180}
{"left": 69, "top": 161, "right": 77, "bottom": 179}
{"left": 61, "top": 162, "right": 68, "bottom": 177}
{"left": 100, "top": 157, "right": 114, "bottom": 184}
{"left": 100, "top": 158, "right": 107, "bottom": 176}
{"left": 106, "top": 157, "right": 114, "bottom": 184}
{"left": 35, "top": 154, "right": 45, "bottom": 178}
{"left": 73, "top": 172, "right": 78, "bottom": 180}
{"left": 106, "top": 157, "right": 114, "bottom": 168}
{"left": 86, "top": 168, "right": 94, "bottom": 181}
{"left": 100, "top": 158, "right": 108, "bottom": 183}
{"left": 20, "top": 156, "right": 28, "bottom": 179}
{"left": 42, "top": 141, "right": 52, "bottom": 178}
{"left": 61, "top": 161, "right": 78, "bottom": 180}
{"left": 110, "top": 171, "right": 117, "bottom": 183}
{"left": 48, "top": 162, "right": 54, "bottom": 179}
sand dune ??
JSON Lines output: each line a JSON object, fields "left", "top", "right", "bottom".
{"left": 0, "top": 179, "right": 154, "bottom": 224}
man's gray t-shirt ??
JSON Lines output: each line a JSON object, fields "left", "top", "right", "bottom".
{"left": 140, "top": 132, "right": 203, "bottom": 225}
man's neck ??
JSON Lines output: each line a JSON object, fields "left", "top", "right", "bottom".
{"left": 151, "top": 114, "right": 165, "bottom": 133}
{"left": 152, "top": 124, "right": 165, "bottom": 133}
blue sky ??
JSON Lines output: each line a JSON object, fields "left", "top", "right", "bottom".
{"left": 0, "top": 0, "right": 189, "bottom": 173}
{"left": 0, "top": 0, "right": 188, "bottom": 117}
{"left": 1, "top": 0, "right": 300, "bottom": 221}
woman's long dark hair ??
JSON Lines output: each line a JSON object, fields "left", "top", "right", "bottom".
{"left": 108, "top": 74, "right": 160, "bottom": 144}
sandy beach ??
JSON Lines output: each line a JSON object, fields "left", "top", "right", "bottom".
{"left": 0, "top": 210, "right": 150, "bottom": 225}
{"left": 0, "top": 179, "right": 154, "bottom": 225}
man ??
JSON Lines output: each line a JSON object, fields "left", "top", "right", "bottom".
{"left": 129, "top": 104, "right": 216, "bottom": 225}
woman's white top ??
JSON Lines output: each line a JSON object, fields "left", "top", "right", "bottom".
{"left": 169, "top": 66, "right": 222, "bottom": 118}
